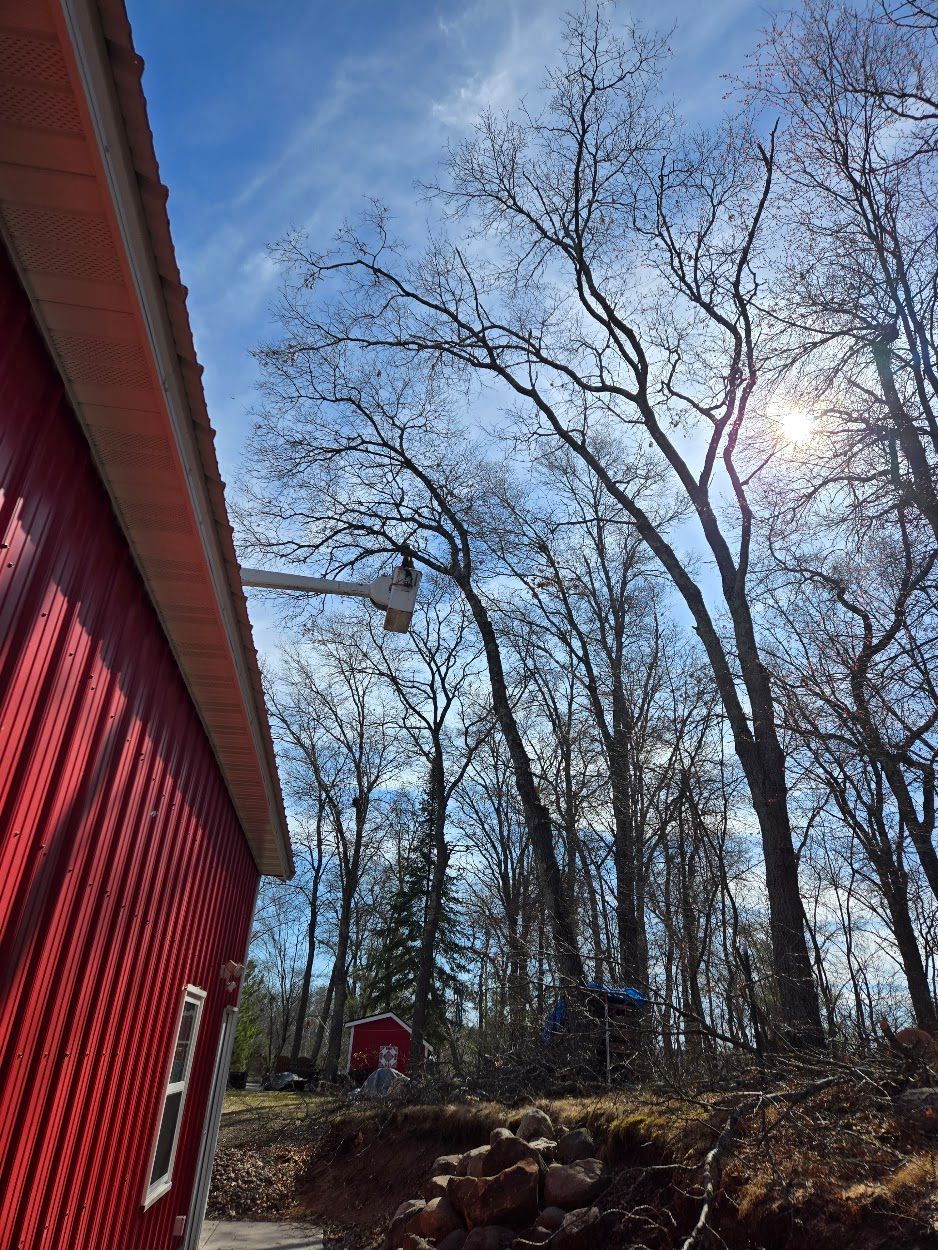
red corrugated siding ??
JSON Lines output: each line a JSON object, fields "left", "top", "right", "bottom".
{"left": 0, "top": 249, "right": 259, "bottom": 1249}
{"left": 349, "top": 1020, "right": 414, "bottom": 1074}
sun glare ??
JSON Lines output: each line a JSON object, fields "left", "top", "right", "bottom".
{"left": 776, "top": 407, "right": 815, "bottom": 445}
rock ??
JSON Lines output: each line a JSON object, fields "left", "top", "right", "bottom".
{"left": 457, "top": 1146, "right": 490, "bottom": 1176}
{"left": 481, "top": 1134, "right": 545, "bottom": 1177}
{"left": 525, "top": 1137, "right": 557, "bottom": 1161}
{"left": 386, "top": 1198, "right": 427, "bottom": 1250}
{"left": 402, "top": 1238, "right": 436, "bottom": 1250}
{"left": 516, "top": 1108, "right": 554, "bottom": 1142}
{"left": 362, "top": 1066, "right": 411, "bottom": 1099}
{"left": 893, "top": 1087, "right": 938, "bottom": 1134}
{"left": 550, "top": 1207, "right": 598, "bottom": 1250}
{"left": 551, "top": 1207, "right": 623, "bottom": 1250}
{"left": 490, "top": 1127, "right": 514, "bottom": 1144}
{"left": 433, "top": 1154, "right": 464, "bottom": 1176}
{"left": 422, "top": 1173, "right": 453, "bottom": 1201}
{"left": 420, "top": 1196, "right": 465, "bottom": 1242}
{"left": 544, "top": 1159, "right": 609, "bottom": 1209}
{"left": 555, "top": 1128, "right": 596, "bottom": 1165}
{"left": 438, "top": 1232, "right": 468, "bottom": 1250}
{"left": 449, "top": 1175, "right": 474, "bottom": 1213}
{"left": 463, "top": 1228, "right": 515, "bottom": 1250}
{"left": 534, "top": 1207, "right": 567, "bottom": 1231}
{"left": 450, "top": 1159, "right": 540, "bottom": 1230}
{"left": 466, "top": 1149, "right": 492, "bottom": 1178}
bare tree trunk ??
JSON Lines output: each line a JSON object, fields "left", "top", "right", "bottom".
{"left": 677, "top": 808, "right": 707, "bottom": 1066}
{"left": 309, "top": 963, "right": 336, "bottom": 1067}
{"left": 878, "top": 859, "right": 938, "bottom": 1034}
{"left": 291, "top": 827, "right": 325, "bottom": 1061}
{"left": 323, "top": 903, "right": 352, "bottom": 1080}
{"left": 872, "top": 337, "right": 938, "bottom": 549}
{"left": 734, "top": 655, "right": 824, "bottom": 1044}
{"left": 460, "top": 579, "right": 585, "bottom": 988}
{"left": 578, "top": 844, "right": 604, "bottom": 983}
{"left": 609, "top": 747, "right": 645, "bottom": 989}
{"left": 290, "top": 912, "right": 318, "bottom": 1062}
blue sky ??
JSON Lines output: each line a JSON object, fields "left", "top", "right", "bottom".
{"left": 127, "top": 0, "right": 771, "bottom": 484}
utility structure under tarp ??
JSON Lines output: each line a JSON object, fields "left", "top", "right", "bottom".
{"left": 0, "top": 4, "right": 291, "bottom": 1249}
{"left": 543, "top": 982, "right": 647, "bottom": 1084}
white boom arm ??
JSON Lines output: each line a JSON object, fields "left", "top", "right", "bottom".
{"left": 240, "top": 561, "right": 423, "bottom": 634}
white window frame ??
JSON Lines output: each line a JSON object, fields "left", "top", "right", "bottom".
{"left": 143, "top": 984, "right": 206, "bottom": 1209}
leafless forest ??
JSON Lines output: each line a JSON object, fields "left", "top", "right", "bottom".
{"left": 233, "top": 1, "right": 938, "bottom": 1090}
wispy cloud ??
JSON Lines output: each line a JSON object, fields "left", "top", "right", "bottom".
{"left": 135, "top": 0, "right": 769, "bottom": 482}
{"left": 430, "top": 0, "right": 567, "bottom": 127}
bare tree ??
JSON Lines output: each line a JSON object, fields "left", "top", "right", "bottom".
{"left": 239, "top": 366, "right": 586, "bottom": 990}
{"left": 490, "top": 447, "right": 671, "bottom": 991}
{"left": 244, "top": 11, "right": 823, "bottom": 1040}
{"left": 454, "top": 724, "right": 538, "bottom": 1048}
{"left": 351, "top": 579, "right": 486, "bottom": 1071}
{"left": 287, "top": 813, "right": 329, "bottom": 1061}
{"left": 267, "top": 623, "right": 400, "bottom": 1079}
{"left": 750, "top": 1, "right": 938, "bottom": 546}
{"left": 251, "top": 880, "right": 304, "bottom": 1067}
{"left": 761, "top": 534, "right": 938, "bottom": 1031}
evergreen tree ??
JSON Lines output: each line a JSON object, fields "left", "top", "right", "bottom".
{"left": 364, "top": 842, "right": 425, "bottom": 1014}
{"left": 230, "top": 960, "right": 265, "bottom": 1074}
{"left": 362, "top": 775, "right": 462, "bottom": 1043}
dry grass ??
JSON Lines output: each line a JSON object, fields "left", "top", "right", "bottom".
{"left": 223, "top": 1089, "right": 309, "bottom": 1114}
{"left": 723, "top": 1083, "right": 938, "bottom": 1246}
{"left": 219, "top": 1089, "right": 347, "bottom": 1150}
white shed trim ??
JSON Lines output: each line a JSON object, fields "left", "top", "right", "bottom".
{"left": 343, "top": 1012, "right": 435, "bottom": 1053}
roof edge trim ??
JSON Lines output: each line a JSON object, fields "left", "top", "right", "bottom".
{"left": 343, "top": 1013, "right": 435, "bottom": 1050}
{"left": 57, "top": 0, "right": 292, "bottom": 877}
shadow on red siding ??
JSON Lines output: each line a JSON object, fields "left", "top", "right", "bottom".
{"left": 0, "top": 246, "right": 259, "bottom": 1248}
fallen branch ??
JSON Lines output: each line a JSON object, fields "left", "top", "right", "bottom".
{"left": 680, "top": 1073, "right": 846, "bottom": 1250}
{"left": 679, "top": 1093, "right": 764, "bottom": 1250}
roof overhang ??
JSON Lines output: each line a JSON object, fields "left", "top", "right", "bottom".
{"left": 0, "top": 0, "right": 292, "bottom": 876}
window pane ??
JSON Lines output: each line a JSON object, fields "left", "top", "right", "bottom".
{"left": 169, "top": 1002, "right": 198, "bottom": 1083}
{"left": 150, "top": 1090, "right": 183, "bottom": 1184}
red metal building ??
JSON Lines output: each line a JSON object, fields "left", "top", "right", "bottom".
{"left": 344, "top": 1013, "right": 434, "bottom": 1083}
{"left": 0, "top": 3, "right": 291, "bottom": 1248}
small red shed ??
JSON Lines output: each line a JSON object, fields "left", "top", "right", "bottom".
{"left": 344, "top": 1013, "right": 434, "bottom": 1083}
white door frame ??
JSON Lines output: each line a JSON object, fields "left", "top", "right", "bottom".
{"left": 183, "top": 1004, "right": 238, "bottom": 1250}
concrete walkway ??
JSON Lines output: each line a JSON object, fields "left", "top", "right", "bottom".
{"left": 199, "top": 1221, "right": 324, "bottom": 1249}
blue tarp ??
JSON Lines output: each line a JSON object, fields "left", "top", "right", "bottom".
{"left": 541, "top": 998, "right": 568, "bottom": 1043}
{"left": 585, "top": 980, "right": 647, "bottom": 1007}
{"left": 541, "top": 981, "right": 646, "bottom": 1043}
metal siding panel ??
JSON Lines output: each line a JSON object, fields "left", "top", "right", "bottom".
{"left": 0, "top": 3, "right": 289, "bottom": 877}
{"left": 351, "top": 1020, "right": 413, "bottom": 1073}
{"left": 0, "top": 248, "right": 260, "bottom": 1250}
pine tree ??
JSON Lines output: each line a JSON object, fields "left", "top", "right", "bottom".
{"left": 362, "top": 774, "right": 462, "bottom": 1044}
{"left": 363, "top": 844, "right": 424, "bottom": 1014}
{"left": 230, "top": 960, "right": 265, "bottom": 1074}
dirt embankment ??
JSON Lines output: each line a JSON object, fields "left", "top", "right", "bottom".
{"left": 211, "top": 1088, "right": 938, "bottom": 1249}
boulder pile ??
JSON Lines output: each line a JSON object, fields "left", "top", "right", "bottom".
{"left": 383, "top": 1109, "right": 617, "bottom": 1250}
